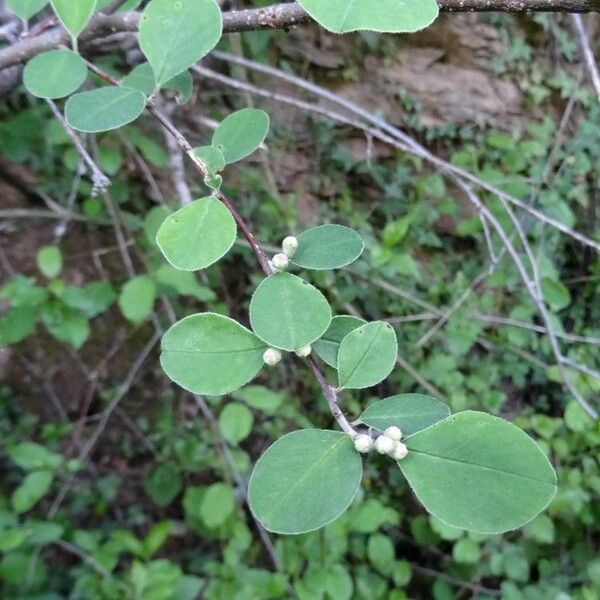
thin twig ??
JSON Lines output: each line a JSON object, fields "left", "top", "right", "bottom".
{"left": 571, "top": 14, "right": 600, "bottom": 100}
{"left": 45, "top": 99, "right": 110, "bottom": 195}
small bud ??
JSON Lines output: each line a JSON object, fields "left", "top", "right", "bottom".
{"left": 384, "top": 426, "right": 402, "bottom": 441}
{"left": 272, "top": 253, "right": 289, "bottom": 271}
{"left": 353, "top": 434, "right": 373, "bottom": 454}
{"left": 374, "top": 434, "right": 395, "bottom": 455}
{"left": 392, "top": 442, "right": 408, "bottom": 461}
{"left": 295, "top": 344, "right": 312, "bottom": 357}
{"left": 282, "top": 236, "right": 299, "bottom": 258}
{"left": 263, "top": 348, "right": 282, "bottom": 366}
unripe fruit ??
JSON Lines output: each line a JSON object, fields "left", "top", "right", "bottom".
{"left": 384, "top": 426, "right": 402, "bottom": 441}
{"left": 353, "top": 434, "right": 373, "bottom": 454}
{"left": 392, "top": 442, "right": 408, "bottom": 461}
{"left": 374, "top": 434, "right": 395, "bottom": 455}
{"left": 282, "top": 236, "right": 299, "bottom": 258}
{"left": 295, "top": 344, "right": 312, "bottom": 357}
{"left": 263, "top": 348, "right": 282, "bottom": 366}
{"left": 272, "top": 253, "right": 289, "bottom": 271}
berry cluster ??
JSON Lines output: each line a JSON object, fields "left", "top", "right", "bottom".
{"left": 353, "top": 426, "right": 408, "bottom": 461}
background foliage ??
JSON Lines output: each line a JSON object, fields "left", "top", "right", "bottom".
{"left": 0, "top": 2, "right": 599, "bottom": 599}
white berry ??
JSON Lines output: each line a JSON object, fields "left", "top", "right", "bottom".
{"left": 353, "top": 434, "right": 373, "bottom": 454}
{"left": 374, "top": 435, "right": 395, "bottom": 455}
{"left": 282, "top": 236, "right": 299, "bottom": 258}
{"left": 392, "top": 442, "right": 408, "bottom": 461}
{"left": 272, "top": 253, "right": 289, "bottom": 271}
{"left": 295, "top": 344, "right": 312, "bottom": 357}
{"left": 384, "top": 426, "right": 402, "bottom": 441}
{"left": 263, "top": 348, "right": 282, "bottom": 366}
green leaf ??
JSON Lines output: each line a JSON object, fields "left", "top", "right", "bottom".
{"left": 12, "top": 470, "right": 54, "bottom": 513}
{"left": 8, "top": 442, "right": 63, "bottom": 471}
{"left": 175, "top": 576, "right": 203, "bottom": 600}
{"left": 212, "top": 108, "right": 269, "bottom": 164}
{"left": 122, "top": 62, "right": 193, "bottom": 103}
{"left": 218, "top": 402, "right": 254, "bottom": 445}
{"left": 296, "top": 0, "right": 439, "bottom": 33}
{"left": 200, "top": 483, "right": 235, "bottom": 528}
{"left": 165, "top": 70, "right": 193, "bottom": 104}
{"left": 249, "top": 272, "right": 331, "bottom": 351}
{"left": 154, "top": 265, "right": 216, "bottom": 302}
{"left": 36, "top": 245, "right": 62, "bottom": 278}
{"left": 400, "top": 411, "right": 558, "bottom": 534}
{"left": 0, "top": 529, "right": 28, "bottom": 552}
{"left": 541, "top": 277, "right": 571, "bottom": 311}
{"left": 367, "top": 533, "right": 395, "bottom": 575}
{"left": 291, "top": 224, "right": 365, "bottom": 270}
{"left": 7, "top": 0, "right": 48, "bottom": 20}
{"left": 233, "top": 385, "right": 285, "bottom": 414}
{"left": 337, "top": 321, "right": 397, "bottom": 389}
{"left": 160, "top": 313, "right": 266, "bottom": 395}
{"left": 0, "top": 305, "right": 38, "bottom": 345}
{"left": 156, "top": 197, "right": 236, "bottom": 271}
{"left": 41, "top": 302, "right": 90, "bottom": 349}
{"left": 564, "top": 400, "right": 593, "bottom": 432}
{"left": 61, "top": 282, "right": 116, "bottom": 318}
{"left": 248, "top": 429, "right": 362, "bottom": 534}
{"left": 139, "top": 0, "right": 222, "bottom": 86}
{"left": 313, "top": 315, "right": 365, "bottom": 368}
{"left": 144, "top": 464, "right": 182, "bottom": 507}
{"left": 121, "top": 62, "right": 156, "bottom": 96}
{"left": 23, "top": 50, "right": 87, "bottom": 99}
{"left": 360, "top": 394, "right": 451, "bottom": 436}
{"left": 193, "top": 146, "right": 225, "bottom": 174}
{"left": 452, "top": 539, "right": 481, "bottom": 564}
{"left": 118, "top": 275, "right": 156, "bottom": 323}
{"left": 65, "top": 86, "right": 146, "bottom": 133}
{"left": 51, "top": 0, "right": 96, "bottom": 39}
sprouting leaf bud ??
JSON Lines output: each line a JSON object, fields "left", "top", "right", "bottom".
{"left": 295, "top": 344, "right": 312, "bottom": 357}
{"left": 392, "top": 442, "right": 409, "bottom": 461}
{"left": 263, "top": 348, "right": 282, "bottom": 366}
{"left": 384, "top": 426, "right": 402, "bottom": 441}
{"left": 272, "top": 253, "right": 289, "bottom": 271}
{"left": 374, "top": 434, "right": 395, "bottom": 455}
{"left": 282, "top": 236, "right": 299, "bottom": 258}
{"left": 353, "top": 434, "right": 373, "bottom": 454}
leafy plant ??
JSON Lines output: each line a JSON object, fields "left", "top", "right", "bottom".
{"left": 3, "top": 0, "right": 596, "bottom": 596}
{"left": 7, "top": 0, "right": 559, "bottom": 541}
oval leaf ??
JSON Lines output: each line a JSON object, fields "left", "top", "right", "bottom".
{"left": 249, "top": 272, "right": 331, "bottom": 351}
{"left": 118, "top": 275, "right": 156, "bottom": 323}
{"left": 313, "top": 315, "right": 365, "bottom": 368}
{"left": 23, "top": 49, "right": 87, "bottom": 99}
{"left": 296, "top": 0, "right": 439, "bottom": 33}
{"left": 139, "top": 0, "right": 222, "bottom": 86}
{"left": 291, "top": 224, "right": 364, "bottom": 270}
{"left": 51, "top": 0, "right": 96, "bottom": 38}
{"left": 160, "top": 313, "right": 267, "bottom": 395}
{"left": 65, "top": 86, "right": 146, "bottom": 133}
{"left": 360, "top": 394, "right": 451, "bottom": 436}
{"left": 248, "top": 429, "right": 362, "bottom": 534}
{"left": 212, "top": 108, "right": 270, "bottom": 164}
{"left": 194, "top": 146, "right": 225, "bottom": 174}
{"left": 400, "top": 411, "right": 558, "bottom": 534}
{"left": 7, "top": 0, "right": 48, "bottom": 20}
{"left": 36, "top": 245, "right": 62, "bottom": 279}
{"left": 156, "top": 197, "right": 236, "bottom": 271}
{"left": 337, "top": 321, "right": 397, "bottom": 389}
